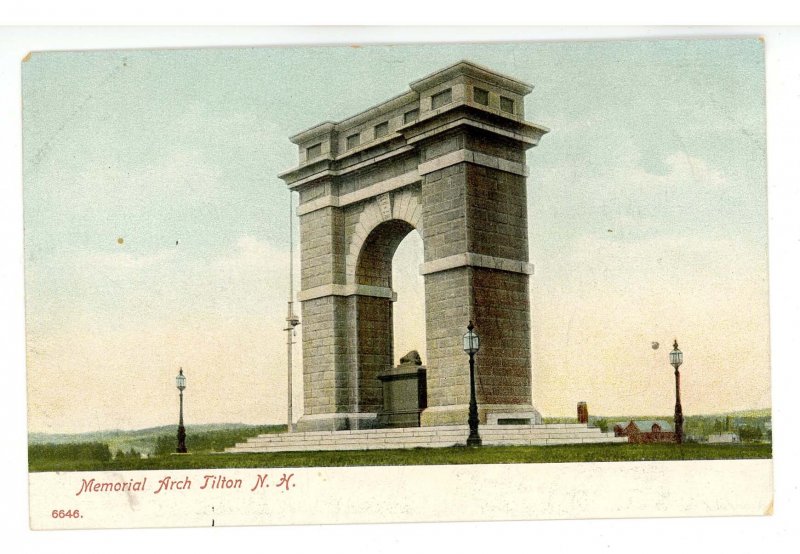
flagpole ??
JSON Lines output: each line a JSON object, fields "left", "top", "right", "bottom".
{"left": 285, "top": 191, "right": 300, "bottom": 433}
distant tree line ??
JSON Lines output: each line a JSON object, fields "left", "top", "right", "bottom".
{"left": 28, "top": 442, "right": 112, "bottom": 465}
{"left": 585, "top": 415, "right": 771, "bottom": 443}
{"left": 684, "top": 416, "right": 770, "bottom": 442}
{"left": 152, "top": 425, "right": 285, "bottom": 456}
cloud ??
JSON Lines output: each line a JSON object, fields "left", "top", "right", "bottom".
{"left": 25, "top": 234, "right": 293, "bottom": 334}
{"left": 526, "top": 146, "right": 770, "bottom": 417}
{"left": 26, "top": 234, "right": 301, "bottom": 434}
{"left": 84, "top": 248, "right": 177, "bottom": 272}
{"left": 531, "top": 229, "right": 770, "bottom": 417}
{"left": 532, "top": 146, "right": 767, "bottom": 259}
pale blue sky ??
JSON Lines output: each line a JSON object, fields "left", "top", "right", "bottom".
{"left": 23, "top": 39, "right": 769, "bottom": 433}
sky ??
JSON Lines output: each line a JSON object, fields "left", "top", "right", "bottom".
{"left": 22, "top": 39, "right": 769, "bottom": 434}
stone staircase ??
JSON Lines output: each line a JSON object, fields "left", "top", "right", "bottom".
{"left": 226, "top": 423, "right": 626, "bottom": 453}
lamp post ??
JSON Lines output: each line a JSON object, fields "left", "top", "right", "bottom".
{"left": 463, "top": 321, "right": 481, "bottom": 446}
{"left": 669, "top": 340, "right": 684, "bottom": 445}
{"left": 176, "top": 368, "right": 187, "bottom": 453}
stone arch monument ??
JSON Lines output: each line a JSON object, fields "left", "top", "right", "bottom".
{"left": 279, "top": 61, "right": 549, "bottom": 432}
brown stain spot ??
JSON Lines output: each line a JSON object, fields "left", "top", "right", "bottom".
{"left": 22, "top": 52, "right": 32, "bottom": 63}
{"left": 117, "top": 238, "right": 124, "bottom": 245}
{"left": 350, "top": 44, "right": 361, "bottom": 49}
{"left": 764, "top": 497, "right": 774, "bottom": 515}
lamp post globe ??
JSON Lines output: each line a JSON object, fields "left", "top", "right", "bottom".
{"left": 463, "top": 321, "right": 482, "bottom": 447}
{"left": 176, "top": 368, "right": 187, "bottom": 453}
{"left": 669, "top": 341, "right": 684, "bottom": 445}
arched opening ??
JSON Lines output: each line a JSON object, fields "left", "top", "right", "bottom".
{"left": 355, "top": 220, "right": 414, "bottom": 288}
{"left": 391, "top": 230, "right": 426, "bottom": 365}
{"left": 354, "top": 219, "right": 422, "bottom": 417}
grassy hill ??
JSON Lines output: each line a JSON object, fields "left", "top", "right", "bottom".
{"left": 29, "top": 423, "right": 286, "bottom": 458}
{"left": 29, "top": 442, "right": 772, "bottom": 473}
{"left": 31, "top": 407, "right": 772, "bottom": 454}
{"left": 29, "top": 422, "right": 257, "bottom": 445}
{"left": 28, "top": 409, "right": 772, "bottom": 471}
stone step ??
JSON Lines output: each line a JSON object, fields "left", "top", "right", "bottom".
{"left": 253, "top": 424, "right": 604, "bottom": 440}
{"left": 480, "top": 427, "right": 607, "bottom": 435}
{"left": 227, "top": 423, "right": 625, "bottom": 453}
{"left": 249, "top": 432, "right": 468, "bottom": 443}
{"left": 256, "top": 428, "right": 470, "bottom": 439}
{"left": 242, "top": 428, "right": 609, "bottom": 445}
{"left": 227, "top": 435, "right": 628, "bottom": 453}
{"left": 260, "top": 424, "right": 603, "bottom": 436}
{"left": 237, "top": 433, "right": 607, "bottom": 449}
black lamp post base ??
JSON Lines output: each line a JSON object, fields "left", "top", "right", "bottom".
{"left": 466, "top": 349, "right": 482, "bottom": 447}
{"left": 674, "top": 412, "right": 684, "bottom": 445}
{"left": 177, "top": 425, "right": 187, "bottom": 453}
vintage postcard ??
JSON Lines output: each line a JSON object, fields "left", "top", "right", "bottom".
{"left": 23, "top": 37, "right": 772, "bottom": 530}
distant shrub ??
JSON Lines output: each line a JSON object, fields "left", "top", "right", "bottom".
{"left": 593, "top": 418, "right": 609, "bottom": 433}
{"left": 738, "top": 425, "right": 764, "bottom": 442}
{"left": 115, "top": 448, "right": 141, "bottom": 460}
{"left": 153, "top": 435, "right": 175, "bottom": 457}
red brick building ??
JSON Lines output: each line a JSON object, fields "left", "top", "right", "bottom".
{"left": 612, "top": 420, "right": 676, "bottom": 444}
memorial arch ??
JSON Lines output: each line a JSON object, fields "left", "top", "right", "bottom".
{"left": 280, "top": 61, "right": 549, "bottom": 431}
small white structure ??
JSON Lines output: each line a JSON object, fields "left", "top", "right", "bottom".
{"left": 708, "top": 432, "right": 740, "bottom": 443}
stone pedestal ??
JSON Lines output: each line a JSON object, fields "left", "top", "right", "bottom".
{"left": 378, "top": 362, "right": 427, "bottom": 428}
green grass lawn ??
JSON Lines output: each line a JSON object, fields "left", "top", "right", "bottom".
{"left": 28, "top": 442, "right": 771, "bottom": 473}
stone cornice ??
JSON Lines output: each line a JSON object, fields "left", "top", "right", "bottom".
{"left": 298, "top": 284, "right": 398, "bottom": 302}
{"left": 289, "top": 121, "right": 337, "bottom": 145}
{"left": 401, "top": 107, "right": 548, "bottom": 148}
{"left": 419, "top": 252, "right": 534, "bottom": 276}
{"left": 281, "top": 145, "right": 415, "bottom": 189}
{"left": 418, "top": 149, "right": 528, "bottom": 177}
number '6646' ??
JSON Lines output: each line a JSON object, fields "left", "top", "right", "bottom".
{"left": 52, "top": 509, "right": 80, "bottom": 518}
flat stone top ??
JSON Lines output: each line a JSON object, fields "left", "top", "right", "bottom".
{"left": 288, "top": 60, "right": 534, "bottom": 145}
{"left": 378, "top": 365, "right": 427, "bottom": 379}
{"left": 409, "top": 60, "right": 534, "bottom": 95}
{"left": 289, "top": 90, "right": 416, "bottom": 144}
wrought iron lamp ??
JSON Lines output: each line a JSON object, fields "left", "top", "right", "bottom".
{"left": 176, "top": 368, "right": 187, "bottom": 453}
{"left": 669, "top": 341, "right": 684, "bottom": 444}
{"left": 463, "top": 322, "right": 481, "bottom": 446}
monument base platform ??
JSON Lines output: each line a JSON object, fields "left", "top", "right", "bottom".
{"left": 226, "top": 423, "right": 626, "bottom": 453}
{"left": 295, "top": 412, "right": 380, "bottom": 432}
{"left": 420, "top": 403, "right": 542, "bottom": 427}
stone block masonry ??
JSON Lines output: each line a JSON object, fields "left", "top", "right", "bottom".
{"left": 279, "top": 61, "right": 549, "bottom": 432}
